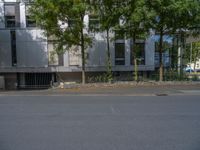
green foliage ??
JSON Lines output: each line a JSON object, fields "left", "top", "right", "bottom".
{"left": 93, "top": 0, "right": 121, "bottom": 32}
{"left": 164, "top": 70, "right": 188, "bottom": 81}
{"left": 149, "top": 70, "right": 189, "bottom": 81}
{"left": 30, "top": 0, "right": 92, "bottom": 53}
{"left": 185, "top": 41, "right": 200, "bottom": 64}
{"left": 30, "top": 0, "right": 200, "bottom": 83}
{"left": 91, "top": 0, "right": 122, "bottom": 81}
{"left": 106, "top": 58, "right": 113, "bottom": 83}
{"left": 117, "top": 0, "right": 149, "bottom": 39}
{"left": 192, "top": 74, "right": 199, "bottom": 81}
{"left": 145, "top": 0, "right": 200, "bottom": 81}
{"left": 114, "top": 0, "right": 150, "bottom": 81}
{"left": 30, "top": 0, "right": 94, "bottom": 84}
{"left": 87, "top": 73, "right": 113, "bottom": 83}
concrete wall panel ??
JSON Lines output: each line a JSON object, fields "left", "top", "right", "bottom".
{"left": 0, "top": 30, "right": 12, "bottom": 67}
{"left": 145, "top": 37, "right": 155, "bottom": 67}
{"left": 16, "top": 29, "right": 48, "bottom": 67}
{"left": 0, "top": 3, "right": 5, "bottom": 28}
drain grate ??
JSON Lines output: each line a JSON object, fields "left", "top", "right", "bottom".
{"left": 156, "top": 93, "right": 168, "bottom": 96}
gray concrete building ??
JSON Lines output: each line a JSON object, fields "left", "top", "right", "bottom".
{"left": 0, "top": 0, "right": 155, "bottom": 89}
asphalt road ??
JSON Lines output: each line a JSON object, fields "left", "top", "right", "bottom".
{"left": 0, "top": 95, "right": 200, "bottom": 150}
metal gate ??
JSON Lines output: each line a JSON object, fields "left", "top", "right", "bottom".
{"left": 18, "top": 73, "right": 56, "bottom": 89}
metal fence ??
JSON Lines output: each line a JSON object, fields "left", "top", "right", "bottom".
{"left": 18, "top": 73, "right": 54, "bottom": 89}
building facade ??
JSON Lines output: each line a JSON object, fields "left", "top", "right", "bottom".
{"left": 0, "top": 0, "right": 155, "bottom": 89}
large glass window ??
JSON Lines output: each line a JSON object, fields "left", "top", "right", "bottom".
{"left": 130, "top": 42, "right": 145, "bottom": 65}
{"left": 115, "top": 43, "right": 125, "bottom": 65}
{"left": 4, "top": 4, "right": 17, "bottom": 28}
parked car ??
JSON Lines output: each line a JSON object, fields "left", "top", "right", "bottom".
{"left": 184, "top": 67, "right": 194, "bottom": 73}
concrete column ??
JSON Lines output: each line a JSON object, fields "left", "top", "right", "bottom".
{"left": 19, "top": 2, "right": 26, "bottom": 28}
{"left": 145, "top": 37, "right": 155, "bottom": 68}
{"left": 64, "top": 50, "right": 69, "bottom": 67}
{"left": 125, "top": 39, "right": 131, "bottom": 66}
{"left": 0, "top": 2, "right": 5, "bottom": 28}
{"left": 177, "top": 46, "right": 182, "bottom": 75}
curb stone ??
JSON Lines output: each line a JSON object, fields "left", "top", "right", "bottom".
{"left": 54, "top": 81, "right": 200, "bottom": 89}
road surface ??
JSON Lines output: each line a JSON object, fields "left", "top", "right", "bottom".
{"left": 0, "top": 94, "right": 200, "bottom": 150}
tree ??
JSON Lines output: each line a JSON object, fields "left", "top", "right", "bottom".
{"left": 146, "top": 0, "right": 175, "bottom": 81}
{"left": 30, "top": 0, "right": 92, "bottom": 84}
{"left": 146, "top": 0, "right": 200, "bottom": 81}
{"left": 118, "top": 0, "right": 150, "bottom": 81}
{"left": 92, "top": 0, "right": 121, "bottom": 82}
{"left": 173, "top": 0, "right": 200, "bottom": 77}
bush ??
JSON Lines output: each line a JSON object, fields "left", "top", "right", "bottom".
{"left": 192, "top": 75, "right": 199, "bottom": 81}
{"left": 87, "top": 73, "right": 113, "bottom": 83}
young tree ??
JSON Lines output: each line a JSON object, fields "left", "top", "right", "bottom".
{"left": 30, "top": 0, "right": 92, "bottom": 84}
{"left": 118, "top": 0, "right": 150, "bottom": 81}
{"left": 145, "top": 0, "right": 175, "bottom": 81}
{"left": 92, "top": 0, "right": 121, "bottom": 82}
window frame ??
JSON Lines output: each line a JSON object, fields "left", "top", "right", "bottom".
{"left": 5, "top": 16, "right": 16, "bottom": 28}
{"left": 115, "top": 42, "right": 125, "bottom": 66}
{"left": 4, "top": 3, "right": 16, "bottom": 28}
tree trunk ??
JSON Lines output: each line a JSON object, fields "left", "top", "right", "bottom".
{"left": 159, "top": 30, "right": 164, "bottom": 81}
{"left": 106, "top": 29, "right": 111, "bottom": 62}
{"left": 134, "top": 58, "right": 138, "bottom": 81}
{"left": 194, "top": 60, "right": 197, "bottom": 72}
{"left": 180, "top": 33, "right": 185, "bottom": 78}
{"left": 132, "top": 37, "right": 138, "bottom": 81}
{"left": 178, "top": 44, "right": 181, "bottom": 76}
{"left": 171, "top": 36, "right": 175, "bottom": 69}
{"left": 106, "top": 29, "right": 112, "bottom": 82}
{"left": 194, "top": 49, "right": 199, "bottom": 72}
{"left": 81, "top": 16, "right": 86, "bottom": 84}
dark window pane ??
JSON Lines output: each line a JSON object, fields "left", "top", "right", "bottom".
{"left": 5, "top": 16, "right": 16, "bottom": 27}
{"left": 10, "top": 30, "right": 17, "bottom": 66}
{"left": 115, "top": 43, "right": 125, "bottom": 65}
